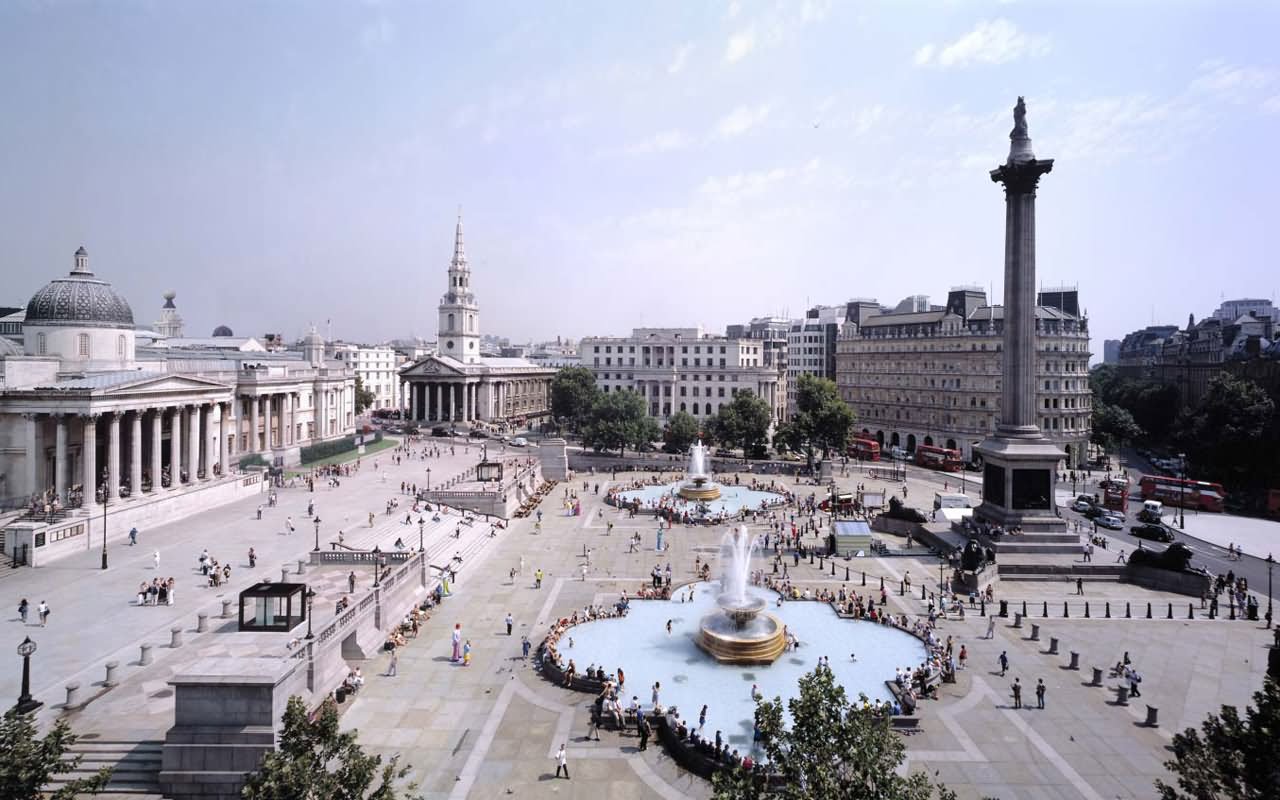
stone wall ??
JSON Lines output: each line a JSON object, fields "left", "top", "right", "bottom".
{"left": 1125, "top": 565, "right": 1212, "bottom": 597}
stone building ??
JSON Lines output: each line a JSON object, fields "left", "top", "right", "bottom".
{"left": 330, "top": 342, "right": 403, "bottom": 411}
{"left": 398, "top": 217, "right": 556, "bottom": 426}
{"left": 834, "top": 286, "right": 1092, "bottom": 467}
{"left": 580, "top": 327, "right": 783, "bottom": 423}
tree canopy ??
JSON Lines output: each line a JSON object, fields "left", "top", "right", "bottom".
{"left": 353, "top": 376, "right": 376, "bottom": 416}
{"left": 1156, "top": 675, "right": 1280, "bottom": 800}
{"left": 0, "top": 710, "right": 111, "bottom": 800}
{"left": 1088, "top": 366, "right": 1179, "bottom": 442}
{"left": 242, "top": 696, "right": 412, "bottom": 800}
{"left": 550, "top": 366, "right": 601, "bottom": 433}
{"left": 1090, "top": 401, "right": 1144, "bottom": 450}
{"left": 784, "top": 375, "right": 856, "bottom": 466}
{"left": 711, "top": 667, "right": 954, "bottom": 800}
{"left": 710, "top": 390, "right": 774, "bottom": 458}
{"left": 582, "top": 389, "right": 660, "bottom": 456}
{"left": 664, "top": 410, "right": 702, "bottom": 454}
{"left": 1174, "top": 373, "right": 1278, "bottom": 490}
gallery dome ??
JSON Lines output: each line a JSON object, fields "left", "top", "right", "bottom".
{"left": 25, "top": 247, "right": 135, "bottom": 330}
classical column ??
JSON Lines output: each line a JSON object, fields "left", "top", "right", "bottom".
{"left": 315, "top": 387, "right": 325, "bottom": 440}
{"left": 130, "top": 410, "right": 143, "bottom": 497}
{"left": 286, "top": 393, "right": 294, "bottom": 445}
{"left": 24, "top": 414, "right": 39, "bottom": 498}
{"left": 446, "top": 383, "right": 454, "bottom": 422}
{"left": 150, "top": 409, "right": 162, "bottom": 492}
{"left": 217, "top": 403, "right": 228, "bottom": 474}
{"left": 200, "top": 404, "right": 213, "bottom": 478}
{"left": 169, "top": 408, "right": 182, "bottom": 487}
{"left": 55, "top": 415, "right": 68, "bottom": 500}
{"left": 248, "top": 395, "right": 259, "bottom": 452}
{"left": 82, "top": 415, "right": 98, "bottom": 505}
{"left": 264, "top": 393, "right": 274, "bottom": 451}
{"left": 427, "top": 384, "right": 435, "bottom": 422}
{"left": 107, "top": 412, "right": 121, "bottom": 500}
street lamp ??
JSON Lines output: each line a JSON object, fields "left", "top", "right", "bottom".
{"left": 418, "top": 517, "right": 425, "bottom": 552}
{"left": 426, "top": 468, "right": 431, "bottom": 492}
{"left": 14, "top": 637, "right": 41, "bottom": 713}
{"left": 101, "top": 491, "right": 109, "bottom": 570}
{"left": 304, "top": 588, "right": 316, "bottom": 639}
{"left": 1178, "top": 452, "right": 1187, "bottom": 530}
{"left": 1267, "top": 553, "right": 1275, "bottom": 630}
{"left": 313, "top": 517, "right": 321, "bottom": 552}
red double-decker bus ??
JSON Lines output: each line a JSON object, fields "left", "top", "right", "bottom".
{"left": 915, "top": 445, "right": 963, "bottom": 472}
{"left": 847, "top": 437, "right": 881, "bottom": 461}
{"left": 1138, "top": 475, "right": 1226, "bottom": 513}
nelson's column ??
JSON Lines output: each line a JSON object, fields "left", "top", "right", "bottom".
{"left": 974, "top": 97, "right": 1068, "bottom": 535}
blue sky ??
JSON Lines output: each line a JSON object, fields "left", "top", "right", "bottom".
{"left": 2, "top": 1, "right": 1277, "bottom": 354}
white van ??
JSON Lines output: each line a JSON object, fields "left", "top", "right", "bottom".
{"left": 1138, "top": 500, "right": 1163, "bottom": 523}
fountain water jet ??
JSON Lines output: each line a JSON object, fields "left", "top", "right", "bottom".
{"left": 697, "top": 525, "right": 786, "bottom": 664}
{"left": 678, "top": 440, "right": 722, "bottom": 501}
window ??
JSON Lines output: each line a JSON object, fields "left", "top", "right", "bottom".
{"left": 117, "top": 334, "right": 125, "bottom": 357}
{"left": 36, "top": 332, "right": 46, "bottom": 355}
{"left": 78, "top": 333, "right": 90, "bottom": 357}
{"left": 447, "top": 313, "right": 455, "bottom": 331}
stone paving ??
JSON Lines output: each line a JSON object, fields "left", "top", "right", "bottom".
{"left": 340, "top": 470, "right": 1275, "bottom": 800}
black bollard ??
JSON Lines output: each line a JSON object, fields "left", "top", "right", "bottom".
{"left": 1022, "top": 600, "right": 1028, "bottom": 617}
{"left": 1126, "top": 602, "right": 1131, "bottom": 618}
{"left": 1230, "top": 601, "right": 1236, "bottom": 620}
{"left": 1064, "top": 601, "right": 1069, "bottom": 618}
{"left": 860, "top": 570, "right": 865, "bottom": 586}
{"left": 880, "top": 576, "right": 884, "bottom": 591}
{"left": 1085, "top": 601, "right": 1090, "bottom": 618}
{"left": 1042, "top": 601, "right": 1048, "bottom": 618}
{"left": 831, "top": 561, "right": 836, "bottom": 577}
{"left": 1167, "top": 602, "right": 1173, "bottom": 619}
{"left": 845, "top": 566, "right": 850, "bottom": 581}
{"left": 1188, "top": 603, "right": 1195, "bottom": 620}
{"left": 1105, "top": 601, "right": 1111, "bottom": 618}
{"left": 809, "top": 552, "right": 814, "bottom": 565}
{"left": 980, "top": 598, "right": 986, "bottom": 617}
{"left": 900, "top": 581, "right": 905, "bottom": 596}
{"left": 818, "top": 557, "right": 823, "bottom": 571}
{"left": 1146, "top": 602, "right": 1152, "bottom": 619}
{"left": 922, "top": 584, "right": 927, "bottom": 601}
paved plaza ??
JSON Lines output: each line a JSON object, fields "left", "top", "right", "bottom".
{"left": 4, "top": 451, "right": 1276, "bottom": 800}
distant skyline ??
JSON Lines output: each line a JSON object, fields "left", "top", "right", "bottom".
{"left": 2, "top": 2, "right": 1277, "bottom": 354}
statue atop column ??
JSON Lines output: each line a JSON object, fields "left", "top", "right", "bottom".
{"left": 1008, "top": 96, "right": 1035, "bottom": 164}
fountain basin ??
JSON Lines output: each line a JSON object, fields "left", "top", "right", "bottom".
{"left": 678, "top": 477, "right": 722, "bottom": 501}
{"left": 698, "top": 609, "right": 786, "bottom": 665}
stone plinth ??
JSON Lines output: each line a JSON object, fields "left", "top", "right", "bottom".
{"left": 538, "top": 438, "right": 569, "bottom": 481}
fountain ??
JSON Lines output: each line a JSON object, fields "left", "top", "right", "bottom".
{"left": 678, "top": 440, "right": 722, "bottom": 501}
{"left": 697, "top": 526, "right": 786, "bottom": 664}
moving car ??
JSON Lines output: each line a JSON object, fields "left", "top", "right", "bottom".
{"left": 431, "top": 426, "right": 450, "bottom": 437}
{"left": 1071, "top": 499, "right": 1095, "bottom": 513}
{"left": 469, "top": 429, "right": 489, "bottom": 439}
{"left": 510, "top": 437, "right": 529, "bottom": 447}
{"left": 1130, "top": 523, "right": 1175, "bottom": 542}
{"left": 1096, "top": 512, "right": 1125, "bottom": 530}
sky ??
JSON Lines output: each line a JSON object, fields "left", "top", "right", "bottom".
{"left": 2, "top": 1, "right": 1278, "bottom": 356}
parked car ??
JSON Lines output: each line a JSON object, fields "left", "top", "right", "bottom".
{"left": 1071, "top": 499, "right": 1094, "bottom": 513}
{"left": 431, "top": 426, "right": 449, "bottom": 437}
{"left": 469, "top": 429, "right": 489, "bottom": 439}
{"left": 1097, "top": 512, "right": 1125, "bottom": 530}
{"left": 1081, "top": 504, "right": 1107, "bottom": 520}
{"left": 1130, "top": 523, "right": 1174, "bottom": 542}
{"left": 510, "top": 437, "right": 529, "bottom": 447}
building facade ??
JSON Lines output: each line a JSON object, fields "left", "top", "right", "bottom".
{"left": 786, "top": 305, "right": 850, "bottom": 416}
{"left": 0, "top": 247, "right": 357, "bottom": 511}
{"left": 580, "top": 327, "right": 783, "bottom": 423}
{"left": 727, "top": 316, "right": 790, "bottom": 419}
{"left": 834, "top": 287, "right": 1092, "bottom": 467}
{"left": 398, "top": 217, "right": 556, "bottom": 426}
{"left": 330, "top": 342, "right": 403, "bottom": 411}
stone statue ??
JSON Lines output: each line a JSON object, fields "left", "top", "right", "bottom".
{"left": 1011, "top": 96, "right": 1028, "bottom": 139}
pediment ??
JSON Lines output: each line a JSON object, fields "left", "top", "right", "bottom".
{"left": 101, "top": 374, "right": 233, "bottom": 396}
{"left": 400, "top": 356, "right": 467, "bottom": 378}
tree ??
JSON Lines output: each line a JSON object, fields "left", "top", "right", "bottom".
{"left": 353, "top": 376, "right": 376, "bottom": 416}
{"left": 1091, "top": 401, "right": 1144, "bottom": 451}
{"left": 784, "top": 375, "right": 856, "bottom": 468}
{"left": 1155, "top": 676, "right": 1280, "bottom": 800}
{"left": 242, "top": 696, "right": 412, "bottom": 800}
{"left": 712, "top": 668, "right": 954, "bottom": 800}
{"left": 1174, "top": 373, "right": 1277, "bottom": 490}
{"left": 664, "top": 410, "right": 701, "bottom": 454}
{"left": 550, "top": 366, "right": 601, "bottom": 433}
{"left": 582, "top": 389, "right": 654, "bottom": 456}
{"left": 0, "top": 710, "right": 111, "bottom": 800}
{"left": 710, "top": 391, "right": 774, "bottom": 458}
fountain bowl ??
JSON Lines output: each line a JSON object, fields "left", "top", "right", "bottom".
{"left": 697, "top": 608, "right": 786, "bottom": 665}
{"left": 678, "top": 475, "right": 722, "bottom": 501}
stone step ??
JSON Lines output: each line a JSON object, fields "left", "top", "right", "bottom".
{"left": 999, "top": 574, "right": 1123, "bottom": 582}
{"left": 990, "top": 543, "right": 1081, "bottom": 554}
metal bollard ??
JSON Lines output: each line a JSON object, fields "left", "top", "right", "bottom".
{"left": 900, "top": 581, "right": 905, "bottom": 596}
{"left": 65, "top": 682, "right": 81, "bottom": 708}
{"left": 818, "top": 557, "right": 823, "bottom": 570}
{"left": 1085, "top": 602, "right": 1091, "bottom": 618}
{"left": 1013, "top": 612, "right": 1023, "bottom": 629}
{"left": 1043, "top": 601, "right": 1048, "bottom": 618}
{"left": 197, "top": 613, "right": 208, "bottom": 633}
{"left": 170, "top": 627, "right": 183, "bottom": 648}
{"left": 1091, "top": 667, "right": 1103, "bottom": 686}
{"left": 139, "top": 644, "right": 152, "bottom": 666}
{"left": 104, "top": 661, "right": 119, "bottom": 687}
{"left": 880, "top": 576, "right": 884, "bottom": 591}
{"left": 1146, "top": 602, "right": 1153, "bottom": 619}
{"left": 1022, "top": 600, "right": 1028, "bottom": 617}
{"left": 1126, "top": 602, "right": 1131, "bottom": 618}
{"left": 1068, "top": 651, "right": 1080, "bottom": 670}
{"left": 831, "top": 561, "right": 836, "bottom": 577}
{"left": 1167, "top": 602, "right": 1173, "bottom": 619}
{"left": 1189, "top": 603, "right": 1195, "bottom": 619}
{"left": 1145, "top": 705, "right": 1159, "bottom": 727}
{"left": 922, "top": 584, "right": 927, "bottom": 601}
{"left": 1105, "top": 602, "right": 1111, "bottom": 618}
{"left": 1117, "top": 686, "right": 1129, "bottom": 705}
{"left": 1030, "top": 623, "right": 1040, "bottom": 641}
{"left": 1064, "top": 601, "right": 1069, "bottom": 618}
{"left": 980, "top": 598, "right": 986, "bottom": 617}
{"left": 1048, "top": 637, "right": 1059, "bottom": 655}
{"left": 861, "top": 570, "right": 865, "bottom": 585}
{"left": 222, "top": 599, "right": 234, "bottom": 618}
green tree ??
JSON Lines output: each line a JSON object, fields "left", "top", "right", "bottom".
{"left": 770, "top": 420, "right": 803, "bottom": 455}
{"left": 710, "top": 391, "right": 774, "bottom": 458}
{"left": 785, "top": 374, "right": 856, "bottom": 468}
{"left": 1090, "top": 401, "right": 1144, "bottom": 452}
{"left": 242, "top": 696, "right": 412, "bottom": 800}
{"left": 1174, "top": 373, "right": 1277, "bottom": 490}
{"left": 550, "top": 366, "right": 601, "bottom": 433}
{"left": 582, "top": 389, "right": 653, "bottom": 456}
{"left": 0, "top": 710, "right": 112, "bottom": 800}
{"left": 353, "top": 376, "right": 376, "bottom": 416}
{"left": 664, "top": 410, "right": 701, "bottom": 454}
{"left": 1156, "top": 676, "right": 1280, "bottom": 800}
{"left": 711, "top": 668, "right": 955, "bottom": 800}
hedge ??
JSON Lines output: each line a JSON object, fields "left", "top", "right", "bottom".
{"left": 299, "top": 431, "right": 382, "bottom": 465}
{"left": 239, "top": 453, "right": 269, "bottom": 470}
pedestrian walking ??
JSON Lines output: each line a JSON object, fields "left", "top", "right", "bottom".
{"left": 348, "top": 571, "right": 356, "bottom": 593}
{"left": 153, "top": 550, "right": 160, "bottom": 570}
{"left": 1128, "top": 668, "right": 1142, "bottom": 697}
{"left": 581, "top": 564, "right": 588, "bottom": 581}
{"left": 462, "top": 639, "right": 472, "bottom": 666}
{"left": 985, "top": 614, "right": 996, "bottom": 639}
{"left": 129, "top": 526, "right": 138, "bottom": 546}
{"left": 248, "top": 547, "right": 257, "bottom": 568}
{"left": 37, "top": 600, "right": 50, "bottom": 626}
{"left": 521, "top": 636, "right": 531, "bottom": 662}
{"left": 286, "top": 516, "right": 295, "bottom": 535}
{"left": 1035, "top": 678, "right": 1046, "bottom": 709}
{"left": 998, "top": 650, "right": 1009, "bottom": 676}
{"left": 452, "top": 624, "right": 462, "bottom": 661}
{"left": 535, "top": 568, "right": 544, "bottom": 589}
{"left": 1076, "top": 577, "right": 1084, "bottom": 595}
{"left": 505, "top": 613, "right": 514, "bottom": 635}
{"left": 554, "top": 743, "right": 570, "bottom": 779}
{"left": 1011, "top": 677, "right": 1022, "bottom": 709}
{"left": 638, "top": 715, "right": 651, "bottom": 751}
{"left": 386, "top": 650, "right": 398, "bottom": 677}
{"left": 18, "top": 598, "right": 29, "bottom": 624}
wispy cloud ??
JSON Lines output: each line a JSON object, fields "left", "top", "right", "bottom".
{"left": 668, "top": 43, "right": 695, "bottom": 75}
{"left": 715, "top": 104, "right": 771, "bottom": 138}
{"left": 724, "top": 28, "right": 756, "bottom": 64}
{"left": 1190, "top": 59, "right": 1276, "bottom": 102}
{"left": 914, "top": 19, "right": 1049, "bottom": 68}
{"left": 1263, "top": 95, "right": 1280, "bottom": 114}
{"left": 626, "top": 130, "right": 692, "bottom": 156}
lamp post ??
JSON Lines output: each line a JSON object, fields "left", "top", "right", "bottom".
{"left": 304, "top": 588, "right": 316, "bottom": 640}
{"left": 14, "top": 637, "right": 41, "bottom": 713}
{"left": 1178, "top": 452, "right": 1186, "bottom": 530}
{"left": 426, "top": 468, "right": 431, "bottom": 492}
{"left": 101, "top": 491, "right": 109, "bottom": 571}
{"left": 313, "top": 517, "right": 321, "bottom": 552}
{"left": 1267, "top": 553, "right": 1275, "bottom": 629}
{"left": 418, "top": 517, "right": 425, "bottom": 552}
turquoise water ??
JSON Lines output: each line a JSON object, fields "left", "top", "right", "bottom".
{"left": 614, "top": 483, "right": 786, "bottom": 518}
{"left": 558, "top": 581, "right": 927, "bottom": 748}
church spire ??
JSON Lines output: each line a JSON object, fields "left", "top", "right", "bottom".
{"left": 452, "top": 211, "right": 467, "bottom": 269}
